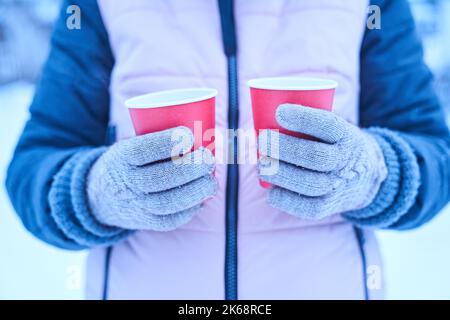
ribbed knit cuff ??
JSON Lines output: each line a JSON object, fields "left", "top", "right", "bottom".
{"left": 343, "top": 128, "right": 421, "bottom": 229}
{"left": 344, "top": 132, "right": 400, "bottom": 219}
{"left": 49, "top": 148, "right": 132, "bottom": 247}
{"left": 71, "top": 147, "right": 125, "bottom": 237}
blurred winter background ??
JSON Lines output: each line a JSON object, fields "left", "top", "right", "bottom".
{"left": 0, "top": 0, "right": 449, "bottom": 300}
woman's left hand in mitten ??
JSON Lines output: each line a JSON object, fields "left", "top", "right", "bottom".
{"left": 258, "top": 104, "right": 388, "bottom": 220}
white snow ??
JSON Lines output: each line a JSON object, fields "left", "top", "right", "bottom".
{"left": 0, "top": 82, "right": 86, "bottom": 299}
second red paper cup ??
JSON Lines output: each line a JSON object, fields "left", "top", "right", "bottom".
{"left": 125, "top": 88, "right": 217, "bottom": 154}
{"left": 248, "top": 77, "right": 338, "bottom": 188}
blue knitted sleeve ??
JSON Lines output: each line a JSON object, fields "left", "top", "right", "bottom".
{"left": 5, "top": 0, "right": 130, "bottom": 249}
{"left": 347, "top": 0, "right": 450, "bottom": 229}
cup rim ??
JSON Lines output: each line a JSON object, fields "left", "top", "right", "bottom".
{"left": 247, "top": 77, "right": 338, "bottom": 91}
{"left": 125, "top": 88, "right": 218, "bottom": 109}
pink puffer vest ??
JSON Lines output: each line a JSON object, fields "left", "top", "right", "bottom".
{"left": 86, "top": 0, "right": 384, "bottom": 299}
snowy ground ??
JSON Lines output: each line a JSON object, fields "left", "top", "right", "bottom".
{"left": 0, "top": 83, "right": 86, "bottom": 299}
{"left": 0, "top": 82, "right": 449, "bottom": 299}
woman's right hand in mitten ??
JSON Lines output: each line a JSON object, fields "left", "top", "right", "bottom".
{"left": 87, "top": 126, "right": 217, "bottom": 231}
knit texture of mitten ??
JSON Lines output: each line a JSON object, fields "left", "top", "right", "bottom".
{"left": 258, "top": 104, "right": 388, "bottom": 220}
{"left": 87, "top": 126, "right": 217, "bottom": 231}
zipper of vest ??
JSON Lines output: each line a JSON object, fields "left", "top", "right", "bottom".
{"left": 218, "top": 0, "right": 239, "bottom": 300}
{"left": 225, "top": 55, "right": 239, "bottom": 300}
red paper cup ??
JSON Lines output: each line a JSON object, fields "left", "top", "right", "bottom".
{"left": 125, "top": 88, "right": 217, "bottom": 154}
{"left": 248, "top": 77, "right": 338, "bottom": 188}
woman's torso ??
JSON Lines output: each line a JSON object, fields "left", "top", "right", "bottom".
{"left": 86, "top": 0, "right": 383, "bottom": 300}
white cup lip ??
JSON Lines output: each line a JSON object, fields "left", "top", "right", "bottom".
{"left": 125, "top": 88, "right": 218, "bottom": 109}
{"left": 247, "top": 77, "right": 338, "bottom": 91}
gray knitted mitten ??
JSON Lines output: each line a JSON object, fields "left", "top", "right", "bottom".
{"left": 87, "top": 126, "right": 217, "bottom": 231}
{"left": 258, "top": 104, "right": 388, "bottom": 220}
